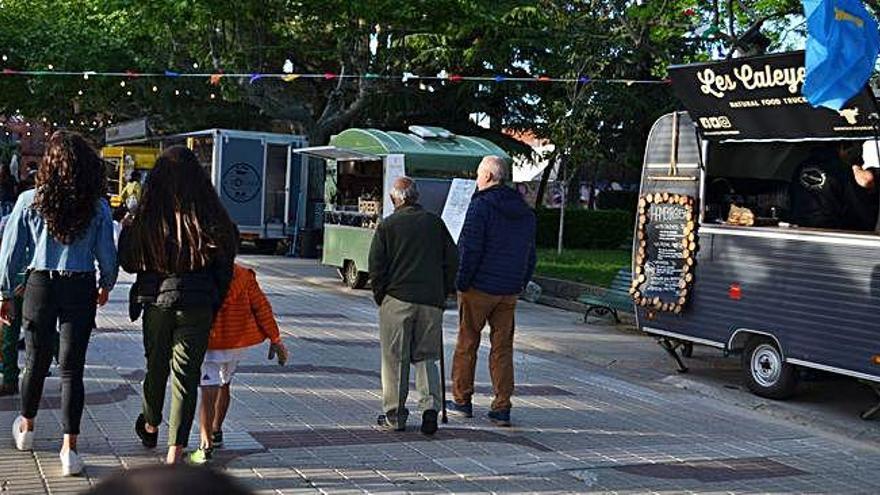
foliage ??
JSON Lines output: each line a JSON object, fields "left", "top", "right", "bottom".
{"left": 535, "top": 248, "right": 631, "bottom": 286}
{"left": 536, "top": 208, "right": 634, "bottom": 249}
{"left": 0, "top": 0, "right": 829, "bottom": 156}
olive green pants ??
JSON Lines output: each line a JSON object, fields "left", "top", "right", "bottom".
{"left": 379, "top": 296, "right": 443, "bottom": 426}
{"left": 142, "top": 306, "right": 213, "bottom": 447}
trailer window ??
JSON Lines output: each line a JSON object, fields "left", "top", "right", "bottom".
{"left": 324, "top": 159, "right": 383, "bottom": 229}
{"left": 705, "top": 141, "right": 878, "bottom": 233}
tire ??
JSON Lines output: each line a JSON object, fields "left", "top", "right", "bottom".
{"left": 741, "top": 336, "right": 798, "bottom": 399}
{"left": 342, "top": 260, "right": 368, "bottom": 289}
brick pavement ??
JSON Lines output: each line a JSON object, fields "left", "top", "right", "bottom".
{"left": 1, "top": 256, "right": 879, "bottom": 494}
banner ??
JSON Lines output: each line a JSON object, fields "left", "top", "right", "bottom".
{"left": 669, "top": 51, "right": 878, "bottom": 141}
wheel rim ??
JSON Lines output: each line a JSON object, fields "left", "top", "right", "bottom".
{"left": 751, "top": 344, "right": 782, "bottom": 387}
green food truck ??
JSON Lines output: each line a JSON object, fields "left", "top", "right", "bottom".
{"left": 295, "top": 126, "right": 509, "bottom": 288}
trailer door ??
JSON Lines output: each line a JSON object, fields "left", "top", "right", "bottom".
{"left": 264, "top": 143, "right": 289, "bottom": 238}
{"left": 219, "top": 136, "right": 264, "bottom": 233}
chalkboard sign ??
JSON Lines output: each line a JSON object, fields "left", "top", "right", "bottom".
{"left": 631, "top": 193, "right": 697, "bottom": 314}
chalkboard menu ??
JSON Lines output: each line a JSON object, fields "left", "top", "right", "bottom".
{"left": 631, "top": 193, "right": 697, "bottom": 315}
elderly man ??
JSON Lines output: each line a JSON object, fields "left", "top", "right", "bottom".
{"left": 369, "top": 177, "right": 458, "bottom": 434}
{"left": 447, "top": 156, "right": 536, "bottom": 427}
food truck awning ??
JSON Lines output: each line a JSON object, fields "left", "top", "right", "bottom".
{"left": 294, "top": 146, "right": 381, "bottom": 162}
{"left": 669, "top": 51, "right": 879, "bottom": 143}
{"left": 328, "top": 127, "right": 510, "bottom": 177}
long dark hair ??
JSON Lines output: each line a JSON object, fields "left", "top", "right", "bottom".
{"left": 124, "top": 146, "right": 236, "bottom": 273}
{"left": 33, "top": 131, "right": 106, "bottom": 244}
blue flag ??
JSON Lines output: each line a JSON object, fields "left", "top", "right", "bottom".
{"left": 802, "top": 0, "right": 880, "bottom": 110}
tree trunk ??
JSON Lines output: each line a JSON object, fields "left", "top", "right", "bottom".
{"left": 534, "top": 158, "right": 555, "bottom": 209}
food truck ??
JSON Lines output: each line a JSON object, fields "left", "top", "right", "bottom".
{"left": 634, "top": 51, "right": 880, "bottom": 410}
{"left": 100, "top": 145, "right": 160, "bottom": 208}
{"left": 296, "top": 126, "right": 509, "bottom": 288}
{"left": 158, "top": 129, "right": 309, "bottom": 251}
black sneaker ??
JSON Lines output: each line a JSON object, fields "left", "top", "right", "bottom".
{"left": 135, "top": 414, "right": 158, "bottom": 448}
{"left": 487, "top": 409, "right": 511, "bottom": 427}
{"left": 376, "top": 414, "right": 406, "bottom": 432}
{"left": 212, "top": 430, "right": 223, "bottom": 448}
{"left": 445, "top": 400, "right": 473, "bottom": 418}
{"left": 420, "top": 410, "right": 438, "bottom": 435}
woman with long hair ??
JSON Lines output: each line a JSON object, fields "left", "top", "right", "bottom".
{"left": 118, "top": 146, "right": 237, "bottom": 464}
{"left": 0, "top": 131, "right": 117, "bottom": 476}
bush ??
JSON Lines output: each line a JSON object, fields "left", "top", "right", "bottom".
{"left": 536, "top": 209, "right": 634, "bottom": 249}
{"left": 595, "top": 190, "right": 638, "bottom": 214}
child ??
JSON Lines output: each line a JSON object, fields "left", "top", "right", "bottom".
{"left": 188, "top": 263, "right": 288, "bottom": 464}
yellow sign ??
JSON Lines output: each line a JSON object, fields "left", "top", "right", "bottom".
{"left": 834, "top": 7, "right": 865, "bottom": 28}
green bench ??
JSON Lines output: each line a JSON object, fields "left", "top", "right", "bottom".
{"left": 579, "top": 269, "right": 634, "bottom": 324}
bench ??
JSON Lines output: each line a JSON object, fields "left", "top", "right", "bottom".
{"left": 578, "top": 269, "right": 633, "bottom": 324}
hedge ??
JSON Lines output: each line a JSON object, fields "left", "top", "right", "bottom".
{"left": 536, "top": 209, "right": 634, "bottom": 250}
{"left": 595, "top": 190, "right": 638, "bottom": 215}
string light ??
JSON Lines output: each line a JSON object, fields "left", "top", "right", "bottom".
{"left": 1, "top": 55, "right": 7, "bottom": 62}
{"left": 152, "top": 85, "right": 158, "bottom": 92}
{"left": 120, "top": 81, "right": 126, "bottom": 87}
{"left": 47, "top": 64, "right": 53, "bottom": 70}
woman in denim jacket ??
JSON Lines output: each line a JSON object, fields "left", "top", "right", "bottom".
{"left": 0, "top": 131, "right": 117, "bottom": 476}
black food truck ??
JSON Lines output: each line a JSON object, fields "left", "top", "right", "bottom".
{"left": 634, "top": 51, "right": 880, "bottom": 414}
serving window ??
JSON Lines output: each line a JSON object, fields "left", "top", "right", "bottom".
{"left": 703, "top": 141, "right": 878, "bottom": 234}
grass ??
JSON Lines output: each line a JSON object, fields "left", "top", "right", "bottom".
{"left": 535, "top": 248, "right": 631, "bottom": 287}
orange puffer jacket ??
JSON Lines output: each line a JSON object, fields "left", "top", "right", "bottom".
{"left": 208, "top": 264, "right": 281, "bottom": 350}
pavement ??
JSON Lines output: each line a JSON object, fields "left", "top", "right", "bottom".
{"left": 2, "top": 255, "right": 880, "bottom": 494}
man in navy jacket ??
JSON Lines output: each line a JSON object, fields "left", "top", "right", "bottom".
{"left": 447, "top": 156, "right": 536, "bottom": 427}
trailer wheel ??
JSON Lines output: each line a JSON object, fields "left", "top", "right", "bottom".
{"left": 342, "top": 260, "right": 368, "bottom": 289}
{"left": 742, "top": 337, "right": 798, "bottom": 399}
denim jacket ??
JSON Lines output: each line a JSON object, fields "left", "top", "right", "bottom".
{"left": 0, "top": 189, "right": 118, "bottom": 298}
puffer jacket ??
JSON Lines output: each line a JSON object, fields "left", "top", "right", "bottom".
{"left": 456, "top": 185, "right": 536, "bottom": 296}
{"left": 207, "top": 264, "right": 281, "bottom": 351}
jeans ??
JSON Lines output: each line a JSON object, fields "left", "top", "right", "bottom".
{"left": 142, "top": 305, "right": 213, "bottom": 447}
{"left": 20, "top": 271, "right": 97, "bottom": 435}
{"left": 379, "top": 296, "right": 443, "bottom": 425}
{"left": 451, "top": 289, "right": 518, "bottom": 411}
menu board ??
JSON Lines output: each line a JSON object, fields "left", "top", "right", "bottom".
{"left": 441, "top": 179, "right": 477, "bottom": 243}
{"left": 382, "top": 154, "right": 406, "bottom": 218}
{"left": 631, "top": 193, "right": 697, "bottom": 314}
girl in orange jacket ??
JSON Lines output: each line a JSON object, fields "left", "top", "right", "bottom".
{"left": 189, "top": 263, "right": 288, "bottom": 464}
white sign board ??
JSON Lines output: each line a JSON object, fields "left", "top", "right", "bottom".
{"left": 441, "top": 179, "right": 477, "bottom": 243}
{"left": 382, "top": 154, "right": 406, "bottom": 218}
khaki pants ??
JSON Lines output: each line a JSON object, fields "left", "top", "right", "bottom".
{"left": 452, "top": 289, "right": 517, "bottom": 411}
{"left": 379, "top": 296, "right": 443, "bottom": 425}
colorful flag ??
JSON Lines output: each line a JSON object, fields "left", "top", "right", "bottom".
{"left": 802, "top": 0, "right": 880, "bottom": 110}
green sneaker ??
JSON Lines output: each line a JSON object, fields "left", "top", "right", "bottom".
{"left": 186, "top": 447, "right": 213, "bottom": 465}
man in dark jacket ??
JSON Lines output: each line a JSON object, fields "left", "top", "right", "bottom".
{"left": 447, "top": 156, "right": 536, "bottom": 427}
{"left": 369, "top": 177, "right": 458, "bottom": 435}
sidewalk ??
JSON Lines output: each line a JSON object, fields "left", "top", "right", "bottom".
{"left": 0, "top": 256, "right": 878, "bottom": 493}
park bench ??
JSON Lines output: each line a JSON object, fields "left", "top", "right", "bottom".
{"left": 579, "top": 268, "right": 634, "bottom": 324}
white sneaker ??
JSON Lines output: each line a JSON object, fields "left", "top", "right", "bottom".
{"left": 12, "top": 416, "right": 33, "bottom": 451}
{"left": 60, "top": 449, "right": 84, "bottom": 476}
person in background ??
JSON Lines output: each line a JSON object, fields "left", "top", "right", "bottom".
{"left": 0, "top": 131, "right": 117, "bottom": 476}
{"left": 368, "top": 177, "right": 458, "bottom": 434}
{"left": 0, "top": 163, "right": 16, "bottom": 216}
{"left": 120, "top": 170, "right": 143, "bottom": 213}
{"left": 118, "top": 146, "right": 237, "bottom": 465}
{"left": 447, "top": 156, "right": 536, "bottom": 427}
{"left": 0, "top": 160, "right": 40, "bottom": 397}
{"left": 188, "top": 262, "right": 288, "bottom": 464}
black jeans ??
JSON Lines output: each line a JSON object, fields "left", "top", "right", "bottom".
{"left": 20, "top": 271, "right": 97, "bottom": 435}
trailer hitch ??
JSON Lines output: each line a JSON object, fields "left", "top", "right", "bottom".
{"left": 659, "top": 337, "right": 689, "bottom": 373}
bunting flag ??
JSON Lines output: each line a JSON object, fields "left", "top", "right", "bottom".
{"left": 0, "top": 67, "right": 668, "bottom": 86}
